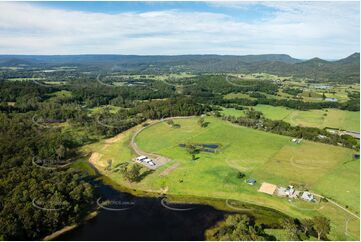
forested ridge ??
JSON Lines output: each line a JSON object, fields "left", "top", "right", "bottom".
{"left": 0, "top": 52, "right": 359, "bottom": 82}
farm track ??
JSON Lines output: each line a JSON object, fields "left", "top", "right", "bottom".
{"left": 130, "top": 116, "right": 197, "bottom": 168}
{"left": 311, "top": 192, "right": 360, "bottom": 220}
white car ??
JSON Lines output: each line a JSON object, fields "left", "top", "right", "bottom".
{"left": 136, "top": 156, "right": 147, "bottom": 162}
{"left": 143, "top": 158, "right": 152, "bottom": 163}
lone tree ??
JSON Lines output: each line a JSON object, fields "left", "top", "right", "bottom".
{"left": 313, "top": 216, "right": 331, "bottom": 240}
{"left": 198, "top": 117, "right": 207, "bottom": 127}
{"left": 123, "top": 163, "right": 142, "bottom": 182}
{"left": 166, "top": 119, "right": 174, "bottom": 126}
{"left": 186, "top": 144, "right": 199, "bottom": 160}
{"left": 238, "top": 172, "right": 246, "bottom": 179}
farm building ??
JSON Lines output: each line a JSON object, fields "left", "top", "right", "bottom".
{"left": 301, "top": 192, "right": 315, "bottom": 202}
{"left": 258, "top": 182, "right": 277, "bottom": 195}
{"left": 276, "top": 187, "right": 288, "bottom": 197}
{"left": 246, "top": 179, "right": 256, "bottom": 185}
{"left": 276, "top": 185, "right": 300, "bottom": 198}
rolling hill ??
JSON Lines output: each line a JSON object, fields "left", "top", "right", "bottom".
{"left": 0, "top": 53, "right": 359, "bottom": 82}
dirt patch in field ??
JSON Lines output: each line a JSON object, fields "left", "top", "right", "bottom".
{"left": 160, "top": 162, "right": 180, "bottom": 176}
{"left": 105, "top": 133, "right": 126, "bottom": 144}
{"left": 89, "top": 152, "right": 107, "bottom": 168}
{"left": 101, "top": 144, "right": 110, "bottom": 151}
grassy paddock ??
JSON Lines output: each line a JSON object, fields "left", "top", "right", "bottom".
{"left": 221, "top": 105, "right": 360, "bottom": 131}
{"left": 78, "top": 117, "right": 359, "bottom": 240}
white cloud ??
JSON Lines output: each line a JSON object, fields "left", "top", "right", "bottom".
{"left": 0, "top": 1, "right": 359, "bottom": 59}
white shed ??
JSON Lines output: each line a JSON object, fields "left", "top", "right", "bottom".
{"left": 301, "top": 192, "right": 314, "bottom": 202}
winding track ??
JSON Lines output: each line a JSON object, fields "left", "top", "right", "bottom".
{"left": 130, "top": 116, "right": 196, "bottom": 169}
{"left": 310, "top": 192, "right": 360, "bottom": 220}
{"left": 130, "top": 116, "right": 360, "bottom": 223}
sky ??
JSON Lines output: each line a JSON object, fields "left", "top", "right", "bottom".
{"left": 0, "top": 1, "right": 359, "bottom": 59}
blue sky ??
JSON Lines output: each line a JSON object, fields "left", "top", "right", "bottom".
{"left": 32, "top": 1, "right": 277, "bottom": 22}
{"left": 0, "top": 1, "right": 359, "bottom": 59}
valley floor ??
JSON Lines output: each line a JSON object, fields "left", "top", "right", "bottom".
{"left": 75, "top": 116, "right": 360, "bottom": 240}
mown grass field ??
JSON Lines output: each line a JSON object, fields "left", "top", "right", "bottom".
{"left": 79, "top": 116, "right": 360, "bottom": 240}
{"left": 221, "top": 105, "right": 360, "bottom": 131}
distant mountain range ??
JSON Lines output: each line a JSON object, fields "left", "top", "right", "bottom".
{"left": 0, "top": 53, "right": 301, "bottom": 65}
{"left": 0, "top": 53, "right": 359, "bottom": 83}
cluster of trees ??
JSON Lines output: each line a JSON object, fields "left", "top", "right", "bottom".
{"left": 0, "top": 113, "right": 97, "bottom": 240}
{"left": 280, "top": 216, "right": 331, "bottom": 241}
{"left": 114, "top": 162, "right": 151, "bottom": 183}
{"left": 208, "top": 214, "right": 272, "bottom": 241}
{"left": 283, "top": 87, "right": 303, "bottom": 96}
{"left": 208, "top": 214, "right": 331, "bottom": 241}
{"left": 221, "top": 109, "right": 359, "bottom": 150}
{"left": 132, "top": 98, "right": 212, "bottom": 120}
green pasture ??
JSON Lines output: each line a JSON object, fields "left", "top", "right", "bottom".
{"left": 79, "top": 116, "right": 359, "bottom": 240}
{"left": 221, "top": 106, "right": 360, "bottom": 131}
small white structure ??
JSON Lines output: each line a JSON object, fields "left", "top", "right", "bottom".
{"left": 301, "top": 192, "right": 314, "bottom": 202}
{"left": 291, "top": 138, "right": 302, "bottom": 144}
{"left": 136, "top": 156, "right": 147, "bottom": 162}
{"left": 246, "top": 179, "right": 257, "bottom": 185}
{"left": 317, "top": 135, "right": 327, "bottom": 139}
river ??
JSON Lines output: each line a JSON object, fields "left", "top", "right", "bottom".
{"left": 56, "top": 183, "right": 228, "bottom": 240}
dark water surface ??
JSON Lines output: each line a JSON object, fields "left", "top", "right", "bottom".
{"left": 57, "top": 183, "right": 227, "bottom": 241}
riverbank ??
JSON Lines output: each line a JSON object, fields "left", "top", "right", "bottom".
{"left": 42, "top": 211, "right": 98, "bottom": 241}
{"left": 70, "top": 117, "right": 360, "bottom": 240}
{"left": 97, "top": 173, "right": 289, "bottom": 227}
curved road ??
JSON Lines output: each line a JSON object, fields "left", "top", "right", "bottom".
{"left": 130, "top": 116, "right": 197, "bottom": 169}
{"left": 130, "top": 115, "right": 360, "bottom": 223}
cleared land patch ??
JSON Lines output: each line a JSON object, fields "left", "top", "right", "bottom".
{"left": 81, "top": 116, "right": 359, "bottom": 240}
{"left": 221, "top": 105, "right": 360, "bottom": 131}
